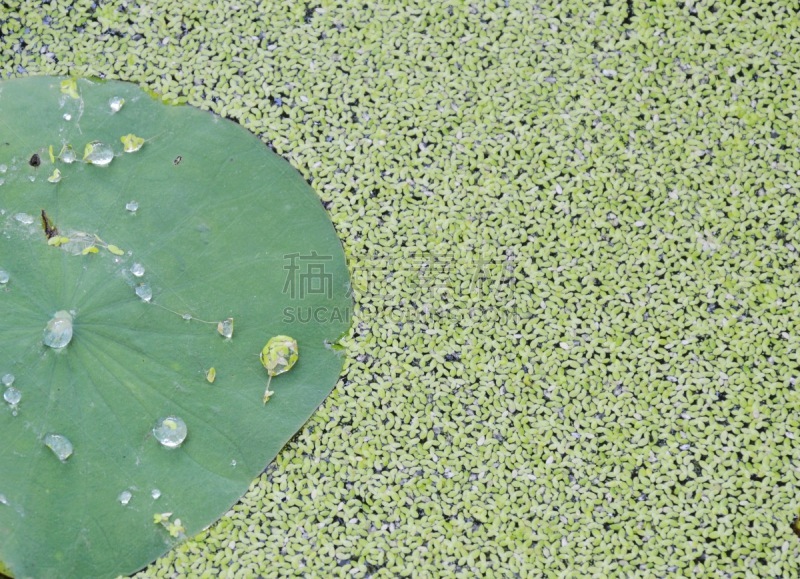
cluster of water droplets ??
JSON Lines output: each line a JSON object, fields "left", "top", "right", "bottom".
{"left": 116, "top": 487, "right": 162, "bottom": 507}
{"left": 2, "top": 373, "right": 20, "bottom": 415}
{"left": 0, "top": 92, "right": 248, "bottom": 515}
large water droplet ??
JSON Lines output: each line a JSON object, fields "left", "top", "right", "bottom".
{"left": 84, "top": 141, "right": 114, "bottom": 166}
{"left": 1, "top": 374, "right": 14, "bottom": 387}
{"left": 217, "top": 318, "right": 234, "bottom": 339}
{"left": 260, "top": 335, "right": 299, "bottom": 377}
{"left": 14, "top": 213, "right": 34, "bottom": 225}
{"left": 0, "top": 270, "right": 8, "bottom": 284}
{"left": 60, "top": 147, "right": 77, "bottom": 164}
{"left": 44, "top": 433, "right": 73, "bottom": 462}
{"left": 118, "top": 490, "right": 132, "bottom": 505}
{"left": 3, "top": 387, "right": 21, "bottom": 407}
{"left": 43, "top": 310, "right": 73, "bottom": 349}
{"left": 130, "top": 263, "right": 145, "bottom": 277}
{"left": 125, "top": 200, "right": 139, "bottom": 213}
{"left": 109, "top": 96, "right": 125, "bottom": 112}
{"left": 135, "top": 283, "right": 152, "bottom": 302}
{"left": 151, "top": 488, "right": 161, "bottom": 500}
{"left": 153, "top": 416, "right": 187, "bottom": 448}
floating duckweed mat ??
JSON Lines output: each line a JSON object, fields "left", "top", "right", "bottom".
{"left": 3, "top": 0, "right": 800, "bottom": 577}
{"left": 0, "top": 77, "right": 350, "bottom": 578}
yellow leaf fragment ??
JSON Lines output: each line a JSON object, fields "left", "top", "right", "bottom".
{"left": 48, "top": 145, "right": 55, "bottom": 164}
{"left": 120, "top": 133, "right": 145, "bottom": 153}
{"left": 107, "top": 244, "right": 125, "bottom": 256}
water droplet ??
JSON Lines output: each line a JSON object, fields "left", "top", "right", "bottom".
{"left": 14, "top": 213, "right": 34, "bottom": 225}
{"left": 130, "top": 263, "right": 145, "bottom": 277}
{"left": 135, "top": 283, "right": 153, "bottom": 302}
{"left": 0, "top": 493, "right": 8, "bottom": 506}
{"left": 43, "top": 310, "right": 73, "bottom": 349}
{"left": 118, "top": 490, "right": 132, "bottom": 505}
{"left": 260, "top": 336, "right": 299, "bottom": 377}
{"left": 217, "top": 318, "right": 234, "bottom": 339}
{"left": 3, "top": 387, "right": 21, "bottom": 406}
{"left": 0, "top": 269, "right": 8, "bottom": 284}
{"left": 44, "top": 433, "right": 73, "bottom": 462}
{"left": 27, "top": 175, "right": 35, "bottom": 182}
{"left": 151, "top": 489, "right": 161, "bottom": 500}
{"left": 230, "top": 459, "right": 237, "bottom": 467}
{"left": 63, "top": 113, "right": 72, "bottom": 121}
{"left": 125, "top": 200, "right": 139, "bottom": 212}
{"left": 83, "top": 141, "right": 114, "bottom": 166}
{"left": 153, "top": 415, "right": 187, "bottom": 448}
{"left": 109, "top": 96, "right": 125, "bottom": 112}
{"left": 181, "top": 313, "right": 192, "bottom": 321}
{"left": 60, "top": 147, "right": 77, "bottom": 164}
{"left": 1, "top": 374, "right": 14, "bottom": 387}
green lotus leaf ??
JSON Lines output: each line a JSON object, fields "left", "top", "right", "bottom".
{"left": 0, "top": 76, "right": 351, "bottom": 578}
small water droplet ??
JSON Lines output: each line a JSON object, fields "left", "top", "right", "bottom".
{"left": 230, "top": 459, "right": 237, "bottom": 467}
{"left": 60, "top": 147, "right": 77, "bottom": 164}
{"left": 44, "top": 433, "right": 73, "bottom": 462}
{"left": 153, "top": 415, "right": 187, "bottom": 448}
{"left": 125, "top": 200, "right": 139, "bottom": 212}
{"left": 84, "top": 141, "right": 114, "bottom": 166}
{"left": 118, "top": 490, "right": 132, "bottom": 505}
{"left": 43, "top": 310, "right": 73, "bottom": 349}
{"left": 14, "top": 213, "right": 34, "bottom": 225}
{"left": 63, "top": 113, "right": 72, "bottom": 121}
{"left": 181, "top": 313, "right": 192, "bottom": 321}
{"left": 1, "top": 374, "right": 14, "bottom": 387}
{"left": 130, "top": 263, "right": 145, "bottom": 277}
{"left": 109, "top": 96, "right": 125, "bottom": 112}
{"left": 151, "top": 488, "right": 161, "bottom": 500}
{"left": 3, "top": 387, "right": 21, "bottom": 406}
{"left": 217, "top": 318, "right": 234, "bottom": 339}
{"left": 135, "top": 283, "right": 153, "bottom": 302}
{"left": 0, "top": 269, "right": 8, "bottom": 284}
{"left": 27, "top": 175, "right": 35, "bottom": 182}
{"left": 0, "top": 493, "right": 8, "bottom": 506}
